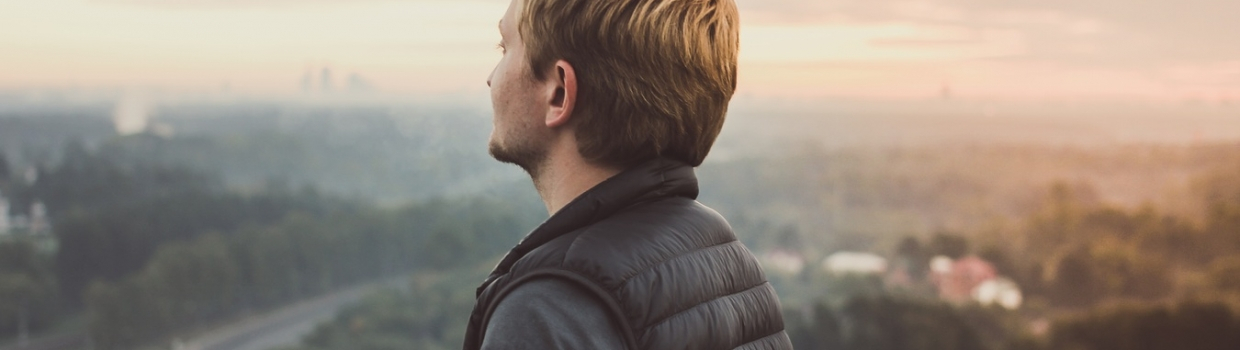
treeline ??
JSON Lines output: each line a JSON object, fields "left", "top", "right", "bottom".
{"left": 785, "top": 294, "right": 1020, "bottom": 350}
{"left": 0, "top": 240, "right": 59, "bottom": 342}
{"left": 0, "top": 150, "right": 62, "bottom": 341}
{"left": 0, "top": 142, "right": 543, "bottom": 348}
{"left": 277, "top": 269, "right": 487, "bottom": 350}
{"left": 777, "top": 165, "right": 1240, "bottom": 349}
{"left": 1051, "top": 300, "right": 1240, "bottom": 350}
{"left": 6, "top": 141, "right": 352, "bottom": 307}
{"left": 87, "top": 198, "right": 533, "bottom": 350}
{"left": 985, "top": 175, "right": 1240, "bottom": 309}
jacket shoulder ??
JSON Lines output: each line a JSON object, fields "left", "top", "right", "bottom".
{"left": 560, "top": 197, "right": 740, "bottom": 281}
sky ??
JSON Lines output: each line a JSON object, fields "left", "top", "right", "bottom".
{"left": 1, "top": 0, "right": 1237, "bottom": 101}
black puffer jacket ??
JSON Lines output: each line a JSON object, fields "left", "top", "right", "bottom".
{"left": 463, "top": 158, "right": 793, "bottom": 350}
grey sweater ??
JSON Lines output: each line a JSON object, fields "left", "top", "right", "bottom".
{"left": 480, "top": 278, "right": 626, "bottom": 349}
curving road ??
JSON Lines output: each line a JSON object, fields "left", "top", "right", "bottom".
{"left": 182, "top": 278, "right": 409, "bottom": 350}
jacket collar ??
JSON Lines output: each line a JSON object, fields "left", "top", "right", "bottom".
{"left": 479, "top": 157, "right": 699, "bottom": 291}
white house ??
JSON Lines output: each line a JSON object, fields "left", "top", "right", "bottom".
{"left": 973, "top": 277, "right": 1023, "bottom": 310}
{"left": 823, "top": 251, "right": 888, "bottom": 275}
{"left": 762, "top": 250, "right": 806, "bottom": 275}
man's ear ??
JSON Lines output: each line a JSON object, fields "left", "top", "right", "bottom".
{"left": 546, "top": 60, "right": 576, "bottom": 128}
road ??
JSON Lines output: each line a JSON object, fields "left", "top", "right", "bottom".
{"left": 0, "top": 278, "right": 409, "bottom": 350}
{"left": 182, "top": 278, "right": 409, "bottom": 350}
{"left": 0, "top": 334, "right": 86, "bottom": 350}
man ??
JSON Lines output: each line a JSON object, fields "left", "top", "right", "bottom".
{"left": 464, "top": 0, "right": 792, "bottom": 349}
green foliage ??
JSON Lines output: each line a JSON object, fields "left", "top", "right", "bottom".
{"left": 279, "top": 269, "right": 487, "bottom": 350}
{"left": 9, "top": 124, "right": 1240, "bottom": 349}
{"left": 85, "top": 234, "right": 244, "bottom": 348}
{"left": 0, "top": 151, "right": 10, "bottom": 185}
{"left": 15, "top": 140, "right": 218, "bottom": 216}
{"left": 895, "top": 236, "right": 931, "bottom": 281}
{"left": 787, "top": 295, "right": 1003, "bottom": 350}
{"left": 1, "top": 140, "right": 545, "bottom": 349}
{"left": 54, "top": 189, "right": 349, "bottom": 305}
{"left": 84, "top": 198, "right": 538, "bottom": 350}
{"left": 15, "top": 141, "right": 358, "bottom": 304}
{"left": 0, "top": 240, "right": 59, "bottom": 339}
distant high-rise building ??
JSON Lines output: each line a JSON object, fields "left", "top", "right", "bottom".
{"left": 320, "top": 67, "right": 334, "bottom": 92}
{"left": 300, "top": 70, "right": 314, "bottom": 93}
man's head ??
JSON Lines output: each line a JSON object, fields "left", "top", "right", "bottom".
{"left": 487, "top": 0, "right": 740, "bottom": 172}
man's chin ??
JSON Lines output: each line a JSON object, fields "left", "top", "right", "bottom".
{"left": 488, "top": 141, "right": 543, "bottom": 175}
{"left": 487, "top": 140, "right": 510, "bottom": 164}
{"left": 487, "top": 141, "right": 521, "bottom": 167}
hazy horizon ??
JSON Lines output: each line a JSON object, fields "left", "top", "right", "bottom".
{"left": 3, "top": 0, "right": 1237, "bottom": 101}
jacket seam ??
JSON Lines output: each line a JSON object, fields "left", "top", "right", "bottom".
{"left": 617, "top": 239, "right": 739, "bottom": 285}
{"left": 642, "top": 281, "right": 771, "bottom": 331}
{"left": 732, "top": 330, "right": 788, "bottom": 350}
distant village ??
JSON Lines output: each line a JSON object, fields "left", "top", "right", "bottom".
{"left": 0, "top": 162, "right": 54, "bottom": 252}
{"left": 762, "top": 248, "right": 1023, "bottom": 310}
{"left": 0, "top": 191, "right": 50, "bottom": 239}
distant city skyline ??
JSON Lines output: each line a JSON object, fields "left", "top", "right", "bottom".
{"left": 1, "top": 0, "right": 1237, "bottom": 101}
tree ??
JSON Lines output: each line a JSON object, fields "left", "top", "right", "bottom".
{"left": 1052, "top": 300, "right": 1240, "bottom": 350}
{"left": 142, "top": 234, "right": 240, "bottom": 326}
{"left": 784, "top": 302, "right": 843, "bottom": 350}
{"left": 276, "top": 269, "right": 489, "bottom": 350}
{"left": 1208, "top": 256, "right": 1240, "bottom": 293}
{"left": 0, "top": 240, "right": 57, "bottom": 342}
{"left": 0, "top": 273, "right": 39, "bottom": 345}
{"left": 1046, "top": 246, "right": 1105, "bottom": 307}
{"left": 0, "top": 151, "right": 10, "bottom": 185}
{"left": 838, "top": 295, "right": 986, "bottom": 350}
{"left": 895, "top": 236, "right": 930, "bottom": 282}
{"left": 929, "top": 232, "right": 969, "bottom": 259}
{"left": 53, "top": 188, "right": 349, "bottom": 304}
{"left": 1025, "top": 181, "right": 1099, "bottom": 256}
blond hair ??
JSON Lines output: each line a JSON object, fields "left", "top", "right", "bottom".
{"left": 518, "top": 0, "right": 739, "bottom": 167}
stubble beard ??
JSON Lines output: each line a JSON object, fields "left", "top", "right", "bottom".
{"left": 488, "top": 129, "right": 548, "bottom": 178}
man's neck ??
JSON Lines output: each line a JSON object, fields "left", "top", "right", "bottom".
{"left": 531, "top": 148, "right": 622, "bottom": 215}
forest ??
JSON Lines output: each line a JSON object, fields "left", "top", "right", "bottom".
{"left": 2, "top": 104, "right": 1239, "bottom": 350}
{"left": 0, "top": 140, "right": 542, "bottom": 349}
